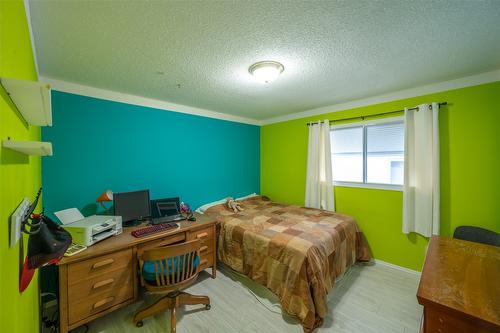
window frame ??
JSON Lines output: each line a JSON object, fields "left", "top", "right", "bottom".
{"left": 330, "top": 116, "right": 404, "bottom": 192}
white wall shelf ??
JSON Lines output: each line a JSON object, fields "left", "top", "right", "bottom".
{"left": 0, "top": 77, "right": 52, "bottom": 126}
{"left": 2, "top": 140, "right": 53, "bottom": 156}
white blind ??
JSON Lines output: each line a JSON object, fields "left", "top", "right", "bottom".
{"left": 366, "top": 121, "right": 404, "bottom": 185}
{"left": 331, "top": 126, "right": 363, "bottom": 182}
{"left": 330, "top": 120, "right": 405, "bottom": 185}
{"left": 331, "top": 127, "right": 363, "bottom": 153}
{"left": 367, "top": 122, "right": 404, "bottom": 154}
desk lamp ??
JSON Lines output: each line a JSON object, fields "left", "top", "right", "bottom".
{"left": 96, "top": 189, "right": 113, "bottom": 214}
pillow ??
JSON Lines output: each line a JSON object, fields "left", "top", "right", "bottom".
{"left": 195, "top": 193, "right": 259, "bottom": 214}
{"left": 195, "top": 197, "right": 227, "bottom": 214}
{"left": 235, "top": 193, "right": 258, "bottom": 201}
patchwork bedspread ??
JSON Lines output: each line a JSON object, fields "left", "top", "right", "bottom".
{"left": 205, "top": 196, "right": 371, "bottom": 332}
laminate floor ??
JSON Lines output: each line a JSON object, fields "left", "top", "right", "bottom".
{"left": 72, "top": 263, "right": 422, "bottom": 333}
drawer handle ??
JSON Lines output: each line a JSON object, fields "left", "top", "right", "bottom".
{"left": 92, "top": 278, "right": 115, "bottom": 289}
{"left": 92, "top": 258, "right": 115, "bottom": 269}
{"left": 93, "top": 296, "right": 115, "bottom": 309}
{"left": 200, "top": 245, "right": 208, "bottom": 253}
{"left": 196, "top": 232, "right": 208, "bottom": 239}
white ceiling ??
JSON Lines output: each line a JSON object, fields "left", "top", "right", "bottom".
{"left": 28, "top": 0, "right": 500, "bottom": 121}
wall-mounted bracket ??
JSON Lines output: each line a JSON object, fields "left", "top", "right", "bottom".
{"left": 10, "top": 198, "right": 31, "bottom": 247}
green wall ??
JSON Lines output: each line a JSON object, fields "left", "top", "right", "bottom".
{"left": 0, "top": 1, "right": 42, "bottom": 332}
{"left": 261, "top": 81, "right": 500, "bottom": 271}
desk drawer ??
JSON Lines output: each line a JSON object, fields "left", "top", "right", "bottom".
{"left": 68, "top": 266, "right": 132, "bottom": 301}
{"left": 68, "top": 248, "right": 133, "bottom": 283}
{"left": 187, "top": 226, "right": 214, "bottom": 248}
{"left": 137, "top": 233, "right": 186, "bottom": 253}
{"left": 68, "top": 278, "right": 133, "bottom": 325}
{"left": 199, "top": 252, "right": 214, "bottom": 271}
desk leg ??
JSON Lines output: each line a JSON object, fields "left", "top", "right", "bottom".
{"left": 211, "top": 225, "right": 217, "bottom": 278}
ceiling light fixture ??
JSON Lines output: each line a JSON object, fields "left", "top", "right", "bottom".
{"left": 248, "top": 61, "right": 284, "bottom": 83}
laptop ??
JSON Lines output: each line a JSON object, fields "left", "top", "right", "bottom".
{"left": 150, "top": 197, "right": 184, "bottom": 224}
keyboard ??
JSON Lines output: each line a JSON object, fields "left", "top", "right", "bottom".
{"left": 131, "top": 222, "right": 179, "bottom": 238}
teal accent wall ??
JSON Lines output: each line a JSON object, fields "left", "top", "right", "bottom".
{"left": 42, "top": 91, "right": 260, "bottom": 217}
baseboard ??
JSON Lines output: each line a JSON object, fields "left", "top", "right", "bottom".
{"left": 373, "top": 259, "right": 422, "bottom": 277}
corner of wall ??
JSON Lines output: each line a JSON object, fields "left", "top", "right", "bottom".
{"left": 0, "top": 1, "right": 42, "bottom": 332}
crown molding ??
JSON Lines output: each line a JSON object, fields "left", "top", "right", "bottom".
{"left": 40, "top": 69, "right": 500, "bottom": 127}
{"left": 261, "top": 69, "right": 500, "bottom": 125}
{"left": 40, "top": 77, "right": 262, "bottom": 126}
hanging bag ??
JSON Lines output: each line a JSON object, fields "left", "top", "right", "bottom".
{"left": 19, "top": 190, "right": 72, "bottom": 292}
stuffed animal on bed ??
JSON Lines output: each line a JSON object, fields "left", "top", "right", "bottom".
{"left": 226, "top": 197, "right": 244, "bottom": 213}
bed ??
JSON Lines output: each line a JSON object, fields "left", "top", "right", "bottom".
{"left": 204, "top": 196, "right": 371, "bottom": 332}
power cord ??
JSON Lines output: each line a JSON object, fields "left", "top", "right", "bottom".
{"left": 219, "top": 265, "right": 286, "bottom": 316}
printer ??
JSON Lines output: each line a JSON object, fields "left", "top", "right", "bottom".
{"left": 63, "top": 215, "right": 122, "bottom": 246}
{"left": 55, "top": 208, "right": 122, "bottom": 246}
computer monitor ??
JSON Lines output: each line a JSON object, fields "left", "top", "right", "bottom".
{"left": 150, "top": 197, "right": 180, "bottom": 218}
{"left": 113, "top": 189, "right": 151, "bottom": 227}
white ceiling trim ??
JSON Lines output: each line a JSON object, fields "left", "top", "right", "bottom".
{"left": 41, "top": 69, "right": 499, "bottom": 128}
{"left": 23, "top": 0, "right": 40, "bottom": 79}
{"left": 261, "top": 69, "right": 500, "bottom": 125}
{"left": 40, "top": 76, "right": 262, "bottom": 126}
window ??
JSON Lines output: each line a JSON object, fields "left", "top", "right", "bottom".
{"left": 330, "top": 118, "right": 404, "bottom": 189}
{"left": 330, "top": 127, "right": 363, "bottom": 182}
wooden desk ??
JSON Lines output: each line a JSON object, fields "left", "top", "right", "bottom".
{"left": 57, "top": 214, "right": 217, "bottom": 333}
{"left": 417, "top": 236, "right": 500, "bottom": 333}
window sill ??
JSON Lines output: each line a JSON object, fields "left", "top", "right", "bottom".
{"left": 333, "top": 181, "right": 403, "bottom": 191}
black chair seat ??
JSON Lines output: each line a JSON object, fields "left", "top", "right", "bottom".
{"left": 453, "top": 226, "right": 500, "bottom": 247}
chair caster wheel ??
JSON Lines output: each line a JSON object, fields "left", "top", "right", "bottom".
{"left": 136, "top": 321, "right": 144, "bottom": 327}
{"left": 205, "top": 304, "right": 211, "bottom": 310}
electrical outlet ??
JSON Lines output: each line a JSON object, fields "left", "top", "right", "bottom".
{"left": 10, "top": 198, "right": 30, "bottom": 247}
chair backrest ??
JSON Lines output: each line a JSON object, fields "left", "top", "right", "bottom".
{"left": 453, "top": 226, "right": 500, "bottom": 247}
{"left": 138, "top": 239, "right": 201, "bottom": 292}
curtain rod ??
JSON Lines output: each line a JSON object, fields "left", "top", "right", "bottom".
{"left": 307, "top": 102, "right": 448, "bottom": 126}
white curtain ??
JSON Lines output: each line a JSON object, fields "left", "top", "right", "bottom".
{"left": 403, "top": 103, "right": 440, "bottom": 237}
{"left": 305, "top": 120, "right": 335, "bottom": 211}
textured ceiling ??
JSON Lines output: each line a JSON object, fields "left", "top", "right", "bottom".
{"left": 29, "top": 0, "right": 500, "bottom": 120}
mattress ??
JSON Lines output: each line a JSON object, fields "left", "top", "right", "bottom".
{"left": 205, "top": 196, "right": 371, "bottom": 332}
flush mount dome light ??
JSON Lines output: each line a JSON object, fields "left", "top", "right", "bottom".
{"left": 248, "top": 61, "right": 284, "bottom": 83}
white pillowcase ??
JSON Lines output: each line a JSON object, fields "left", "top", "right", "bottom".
{"left": 236, "top": 193, "right": 258, "bottom": 201}
{"left": 195, "top": 193, "right": 259, "bottom": 214}
{"left": 195, "top": 198, "right": 227, "bottom": 214}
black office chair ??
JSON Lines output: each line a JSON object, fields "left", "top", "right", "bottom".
{"left": 453, "top": 226, "right": 500, "bottom": 247}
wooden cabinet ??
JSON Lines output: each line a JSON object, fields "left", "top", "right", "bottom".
{"left": 58, "top": 215, "right": 217, "bottom": 333}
